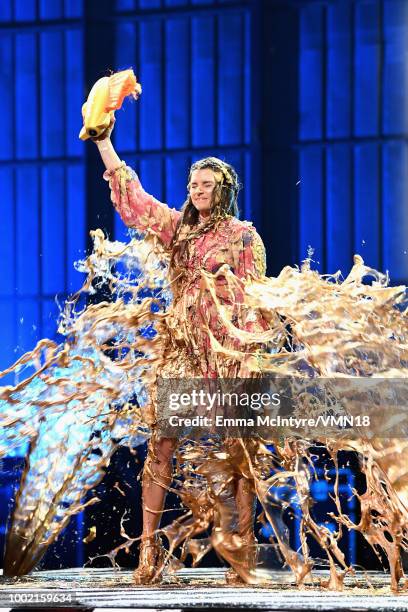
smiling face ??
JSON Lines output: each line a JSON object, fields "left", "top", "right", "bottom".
{"left": 188, "top": 168, "right": 222, "bottom": 218}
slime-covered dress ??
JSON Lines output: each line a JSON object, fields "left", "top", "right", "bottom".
{"left": 104, "top": 162, "right": 269, "bottom": 385}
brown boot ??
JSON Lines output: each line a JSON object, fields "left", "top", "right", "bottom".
{"left": 225, "top": 533, "right": 258, "bottom": 585}
{"left": 225, "top": 566, "right": 245, "bottom": 584}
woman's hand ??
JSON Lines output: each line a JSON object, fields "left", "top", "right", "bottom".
{"left": 91, "top": 114, "right": 116, "bottom": 142}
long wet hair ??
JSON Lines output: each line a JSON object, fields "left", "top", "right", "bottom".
{"left": 170, "top": 157, "right": 241, "bottom": 270}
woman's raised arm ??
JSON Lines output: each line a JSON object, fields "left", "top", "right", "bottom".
{"left": 94, "top": 121, "right": 181, "bottom": 248}
{"left": 96, "top": 136, "right": 122, "bottom": 173}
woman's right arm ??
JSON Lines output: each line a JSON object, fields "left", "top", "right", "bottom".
{"left": 95, "top": 135, "right": 181, "bottom": 248}
{"left": 96, "top": 136, "right": 122, "bottom": 173}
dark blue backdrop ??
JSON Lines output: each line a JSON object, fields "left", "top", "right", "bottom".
{"left": 2, "top": 0, "right": 408, "bottom": 371}
{"left": 0, "top": 0, "right": 407, "bottom": 570}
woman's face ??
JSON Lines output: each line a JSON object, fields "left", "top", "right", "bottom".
{"left": 188, "top": 168, "right": 222, "bottom": 218}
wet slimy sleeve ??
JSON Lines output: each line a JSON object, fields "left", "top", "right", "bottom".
{"left": 236, "top": 227, "right": 267, "bottom": 279}
{"left": 231, "top": 226, "right": 269, "bottom": 333}
{"left": 104, "top": 163, "right": 181, "bottom": 248}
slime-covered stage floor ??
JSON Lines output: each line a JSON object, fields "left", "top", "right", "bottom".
{"left": 1, "top": 567, "right": 408, "bottom": 611}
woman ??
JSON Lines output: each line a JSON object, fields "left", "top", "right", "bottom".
{"left": 94, "top": 117, "right": 269, "bottom": 584}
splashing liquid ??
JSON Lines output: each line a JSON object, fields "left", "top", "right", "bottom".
{"left": 1, "top": 230, "right": 407, "bottom": 591}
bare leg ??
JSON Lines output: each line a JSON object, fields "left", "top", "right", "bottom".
{"left": 134, "top": 435, "right": 176, "bottom": 584}
{"left": 235, "top": 476, "right": 256, "bottom": 539}
{"left": 224, "top": 476, "right": 257, "bottom": 584}
{"left": 141, "top": 435, "right": 177, "bottom": 537}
